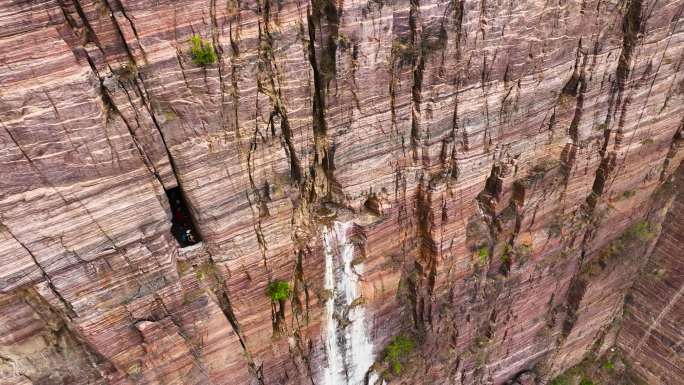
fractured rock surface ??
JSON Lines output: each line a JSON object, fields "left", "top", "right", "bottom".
{"left": 0, "top": 0, "right": 682, "bottom": 384}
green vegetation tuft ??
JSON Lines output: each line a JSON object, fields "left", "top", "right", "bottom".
{"left": 477, "top": 246, "right": 490, "bottom": 264}
{"left": 626, "top": 221, "right": 657, "bottom": 242}
{"left": 549, "top": 374, "right": 571, "bottom": 385}
{"left": 190, "top": 35, "right": 217, "bottom": 66}
{"left": 621, "top": 190, "right": 636, "bottom": 199}
{"left": 500, "top": 244, "right": 512, "bottom": 264}
{"left": 384, "top": 335, "right": 415, "bottom": 375}
{"left": 266, "top": 280, "right": 291, "bottom": 302}
{"left": 603, "top": 360, "right": 614, "bottom": 370}
{"left": 579, "top": 378, "right": 596, "bottom": 385}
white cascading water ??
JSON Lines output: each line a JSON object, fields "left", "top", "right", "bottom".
{"left": 322, "top": 221, "right": 376, "bottom": 385}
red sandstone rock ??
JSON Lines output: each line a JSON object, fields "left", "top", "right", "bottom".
{"left": 0, "top": 0, "right": 682, "bottom": 384}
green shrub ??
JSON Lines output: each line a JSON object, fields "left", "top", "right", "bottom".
{"left": 626, "top": 221, "right": 657, "bottom": 241}
{"left": 549, "top": 374, "right": 571, "bottom": 385}
{"left": 621, "top": 190, "right": 636, "bottom": 199}
{"left": 384, "top": 335, "right": 415, "bottom": 374}
{"left": 190, "top": 35, "right": 217, "bottom": 66}
{"left": 477, "top": 246, "right": 489, "bottom": 264}
{"left": 500, "top": 244, "right": 512, "bottom": 263}
{"left": 603, "top": 360, "right": 614, "bottom": 370}
{"left": 266, "top": 280, "right": 291, "bottom": 302}
{"left": 580, "top": 378, "right": 596, "bottom": 385}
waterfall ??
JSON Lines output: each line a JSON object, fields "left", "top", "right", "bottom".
{"left": 322, "top": 221, "right": 376, "bottom": 385}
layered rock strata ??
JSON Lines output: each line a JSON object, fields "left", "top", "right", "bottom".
{"left": 0, "top": 0, "right": 682, "bottom": 384}
{"left": 617, "top": 163, "right": 684, "bottom": 385}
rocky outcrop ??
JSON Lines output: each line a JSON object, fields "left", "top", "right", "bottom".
{"left": 0, "top": 0, "right": 682, "bottom": 384}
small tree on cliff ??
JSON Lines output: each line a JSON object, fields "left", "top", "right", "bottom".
{"left": 266, "top": 280, "right": 291, "bottom": 335}
{"left": 384, "top": 335, "right": 415, "bottom": 375}
{"left": 266, "top": 280, "right": 291, "bottom": 302}
{"left": 189, "top": 35, "right": 217, "bottom": 66}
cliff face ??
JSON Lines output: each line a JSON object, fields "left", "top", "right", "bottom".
{"left": 617, "top": 165, "right": 684, "bottom": 385}
{"left": 0, "top": 0, "right": 682, "bottom": 384}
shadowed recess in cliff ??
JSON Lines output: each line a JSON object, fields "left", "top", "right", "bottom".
{"left": 165, "top": 187, "right": 201, "bottom": 247}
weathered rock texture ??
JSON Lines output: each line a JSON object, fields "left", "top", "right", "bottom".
{"left": 617, "top": 163, "right": 684, "bottom": 385}
{"left": 0, "top": 0, "right": 682, "bottom": 384}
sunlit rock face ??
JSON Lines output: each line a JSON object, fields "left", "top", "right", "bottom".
{"left": 0, "top": 0, "right": 682, "bottom": 384}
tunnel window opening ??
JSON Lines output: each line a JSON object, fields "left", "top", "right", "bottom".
{"left": 165, "top": 187, "right": 201, "bottom": 247}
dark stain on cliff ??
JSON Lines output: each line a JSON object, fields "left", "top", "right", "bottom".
{"left": 607, "top": 0, "right": 643, "bottom": 128}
